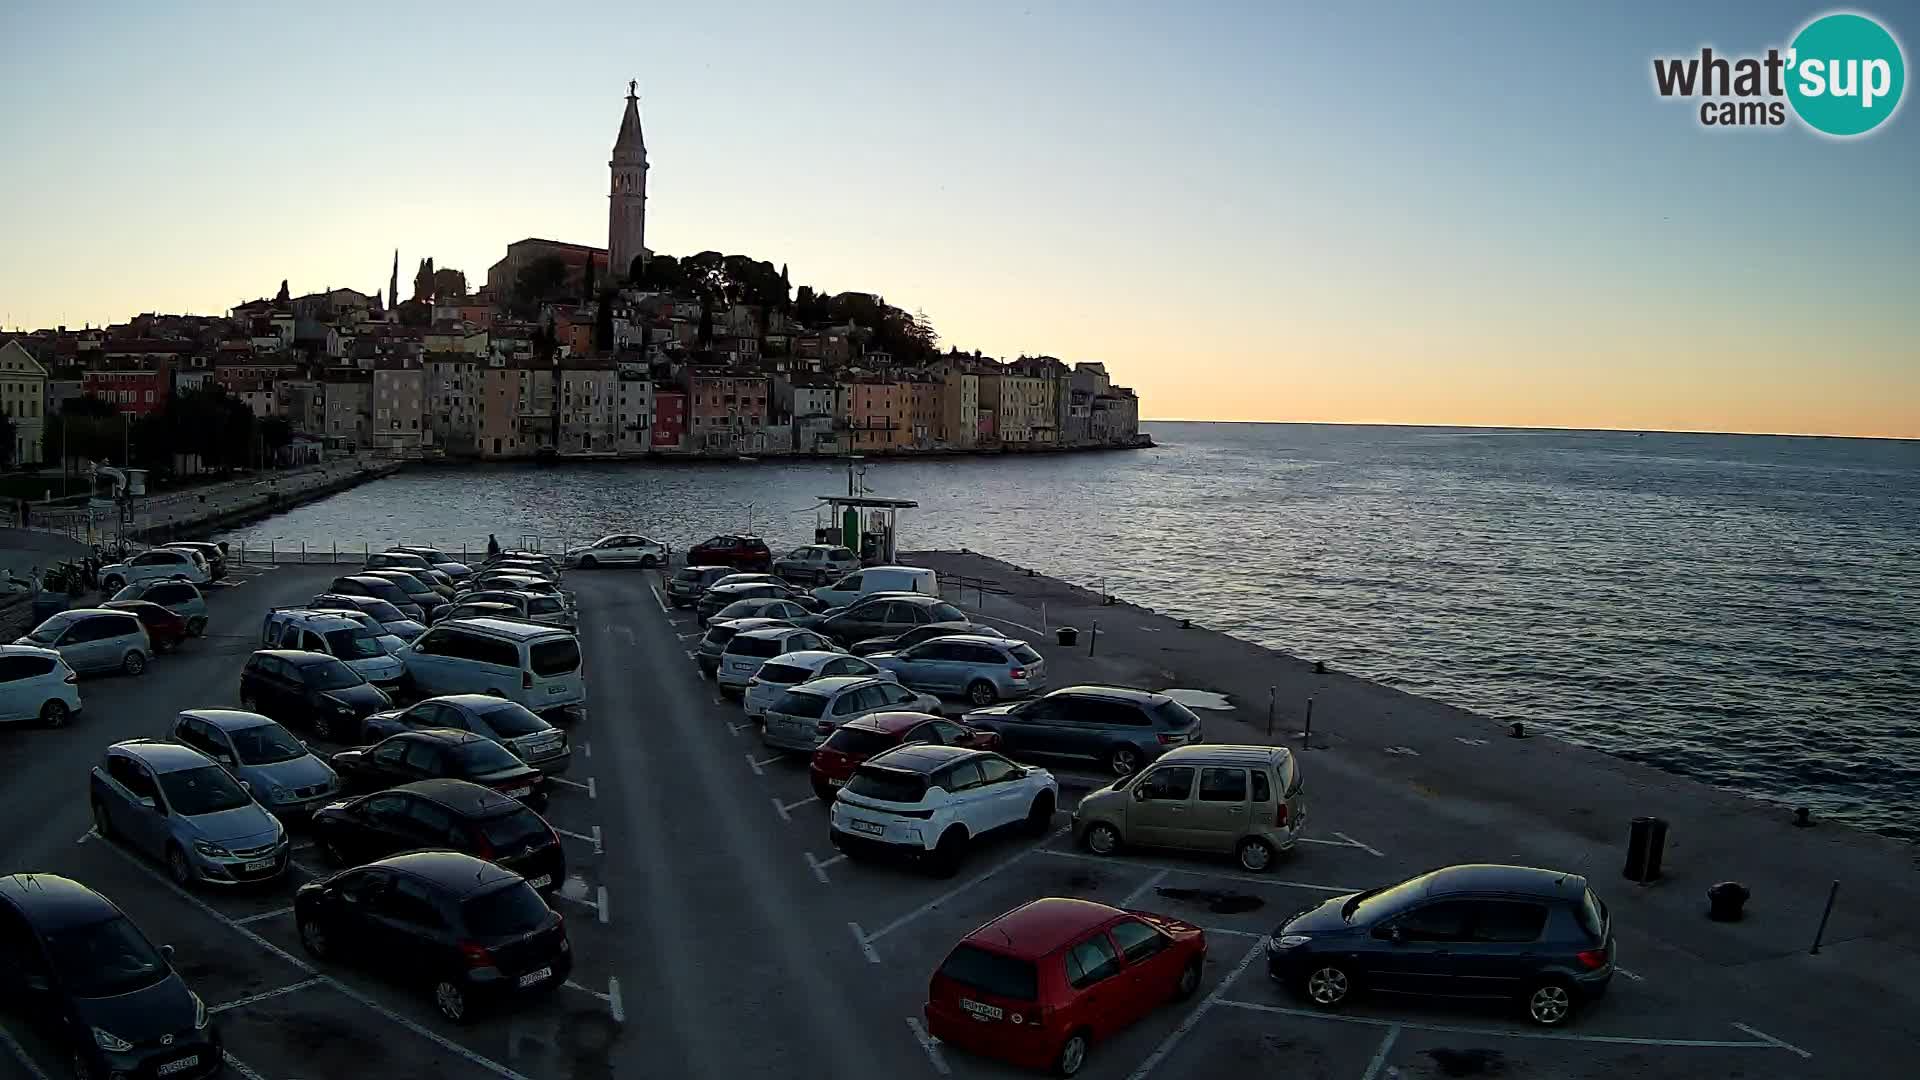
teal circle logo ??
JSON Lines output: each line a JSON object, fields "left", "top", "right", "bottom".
{"left": 1787, "top": 12, "right": 1906, "bottom": 136}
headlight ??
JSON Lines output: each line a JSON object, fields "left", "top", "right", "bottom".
{"left": 192, "top": 839, "right": 231, "bottom": 858}
{"left": 1270, "top": 934, "right": 1312, "bottom": 948}
{"left": 92, "top": 1028, "right": 133, "bottom": 1052}
{"left": 192, "top": 991, "right": 208, "bottom": 1029}
{"left": 335, "top": 702, "right": 354, "bottom": 714}
{"left": 269, "top": 785, "right": 290, "bottom": 802}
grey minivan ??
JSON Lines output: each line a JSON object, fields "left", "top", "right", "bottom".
{"left": 1073, "top": 744, "right": 1306, "bottom": 872}
{"left": 17, "top": 609, "right": 152, "bottom": 677}
{"left": 961, "top": 685, "right": 1204, "bottom": 776}
{"left": 868, "top": 634, "right": 1047, "bottom": 705}
{"left": 88, "top": 739, "right": 290, "bottom": 886}
{"left": 170, "top": 709, "right": 341, "bottom": 821}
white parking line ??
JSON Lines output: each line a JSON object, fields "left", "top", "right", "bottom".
{"left": 76, "top": 826, "right": 96, "bottom": 845}
{"left": 563, "top": 979, "right": 611, "bottom": 1003}
{"left": 685, "top": 650, "right": 698, "bottom": 660}
{"left": 597, "top": 885, "right": 610, "bottom": 924}
{"left": 1127, "top": 942, "right": 1265, "bottom": 1080}
{"left": 772, "top": 796, "right": 814, "bottom": 822}
{"left": 859, "top": 827, "right": 1070, "bottom": 957}
{"left": 1731, "top": 1022, "right": 1813, "bottom": 1059}
{"left": 582, "top": 741, "right": 591, "bottom": 759}
{"left": 1360, "top": 1025, "right": 1401, "bottom": 1080}
{"left": 289, "top": 858, "right": 322, "bottom": 879}
{"left": 588, "top": 776, "right": 597, "bottom": 799}
{"left": 209, "top": 976, "right": 325, "bottom": 1014}
{"left": 847, "top": 922, "right": 883, "bottom": 964}
{"left": 609, "top": 977, "right": 625, "bottom": 1023}
{"left": 1616, "top": 966, "right": 1645, "bottom": 982}
{"left": 223, "top": 1052, "right": 270, "bottom": 1080}
{"left": 745, "top": 752, "right": 784, "bottom": 776}
{"left": 650, "top": 586, "right": 670, "bottom": 614}
{"left": 1332, "top": 831, "right": 1385, "bottom": 858}
{"left": 905, "top": 1016, "right": 951, "bottom": 1075}
{"left": 234, "top": 905, "right": 295, "bottom": 925}
{"left": 1120, "top": 868, "right": 1170, "bottom": 908}
{"left": 552, "top": 825, "right": 603, "bottom": 854}
{"left": 805, "top": 851, "right": 845, "bottom": 883}
{"left": 1215, "top": 999, "right": 1806, "bottom": 1052}
{"left": 728, "top": 721, "right": 754, "bottom": 737}
{"left": 1036, "top": 847, "right": 1357, "bottom": 894}
{"left": 0, "top": 1021, "right": 50, "bottom": 1080}
{"left": 548, "top": 775, "right": 592, "bottom": 792}
{"left": 678, "top": 632, "right": 701, "bottom": 640}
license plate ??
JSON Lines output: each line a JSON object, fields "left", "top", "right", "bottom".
{"left": 850, "top": 819, "right": 885, "bottom": 836}
{"left": 244, "top": 859, "right": 273, "bottom": 872}
{"left": 505, "top": 787, "right": 532, "bottom": 798}
{"left": 158, "top": 1057, "right": 200, "bottom": 1076}
{"left": 960, "top": 998, "right": 1003, "bottom": 1020}
{"left": 828, "top": 778, "right": 846, "bottom": 787}
{"left": 547, "top": 685, "right": 565, "bottom": 694}
{"left": 518, "top": 967, "right": 552, "bottom": 988}
{"left": 527, "top": 874, "right": 553, "bottom": 889}
{"left": 732, "top": 661, "right": 752, "bottom": 670}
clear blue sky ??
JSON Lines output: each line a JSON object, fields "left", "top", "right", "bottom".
{"left": 1, "top": 0, "right": 1914, "bottom": 435}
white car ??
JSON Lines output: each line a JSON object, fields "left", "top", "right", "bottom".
{"left": 0, "top": 643, "right": 82, "bottom": 727}
{"left": 99, "top": 548, "right": 210, "bottom": 591}
{"left": 828, "top": 743, "right": 1058, "bottom": 876}
{"left": 742, "top": 650, "right": 896, "bottom": 719}
{"left": 761, "top": 676, "right": 940, "bottom": 752}
{"left": 564, "top": 534, "right": 668, "bottom": 569}
{"left": 715, "top": 626, "right": 837, "bottom": 694}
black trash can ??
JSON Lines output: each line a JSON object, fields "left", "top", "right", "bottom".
{"left": 1706, "top": 881, "right": 1750, "bottom": 921}
{"left": 1623, "top": 816, "right": 1669, "bottom": 883}
{"left": 1056, "top": 626, "right": 1078, "bottom": 647}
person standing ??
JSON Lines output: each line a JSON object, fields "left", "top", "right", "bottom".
{"left": 487, "top": 533, "right": 501, "bottom": 557}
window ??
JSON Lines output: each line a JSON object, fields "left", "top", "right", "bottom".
{"left": 1198, "top": 768, "right": 1248, "bottom": 802}
{"left": 380, "top": 878, "right": 446, "bottom": 928}
{"left": 1250, "top": 770, "right": 1272, "bottom": 803}
{"left": 1138, "top": 766, "right": 1195, "bottom": 802}
{"left": 362, "top": 793, "right": 410, "bottom": 824}
{"left": 403, "top": 799, "right": 457, "bottom": 842}
{"left": 1065, "top": 933, "right": 1122, "bottom": 989}
{"left": 939, "top": 761, "right": 983, "bottom": 791}
{"left": 1395, "top": 900, "right": 1477, "bottom": 942}
{"left": 1110, "top": 919, "right": 1169, "bottom": 964}
{"left": 976, "top": 757, "right": 1019, "bottom": 785}
{"left": 530, "top": 638, "right": 579, "bottom": 676}
{"left": 0, "top": 654, "right": 54, "bottom": 682}
{"left": 830, "top": 690, "right": 865, "bottom": 716}
{"left": 1472, "top": 901, "right": 1549, "bottom": 943}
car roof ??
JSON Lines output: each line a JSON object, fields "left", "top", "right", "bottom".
{"left": 846, "top": 710, "right": 945, "bottom": 735}
{"left": 253, "top": 648, "right": 336, "bottom": 667}
{"left": 1049, "top": 685, "right": 1170, "bottom": 706}
{"left": 442, "top": 617, "right": 569, "bottom": 640}
{"left": 109, "top": 738, "right": 215, "bottom": 773}
{"left": 278, "top": 612, "right": 359, "bottom": 630}
{"left": 1155, "top": 744, "right": 1293, "bottom": 768}
{"left": 853, "top": 592, "right": 945, "bottom": 606}
{"left": 917, "top": 634, "right": 1011, "bottom": 649}
{"left": 865, "top": 743, "right": 977, "bottom": 773}
{"left": 393, "top": 778, "right": 520, "bottom": 817}
{"left": 47, "top": 607, "right": 133, "bottom": 620}
{"left": 339, "top": 574, "right": 399, "bottom": 586}
{"left": 0, "top": 643, "right": 62, "bottom": 659}
{"left": 734, "top": 625, "right": 810, "bottom": 640}
{"left": 369, "top": 851, "right": 520, "bottom": 896}
{"left": 712, "top": 616, "right": 790, "bottom": 631}
{"left": 790, "top": 675, "right": 878, "bottom": 695}
{"left": 452, "top": 601, "right": 518, "bottom": 612}
{"left": 101, "top": 599, "right": 168, "bottom": 613}
{"left": 428, "top": 693, "right": 528, "bottom": 711}
{"left": 0, "top": 874, "right": 124, "bottom": 930}
{"left": 1413, "top": 863, "right": 1589, "bottom": 901}
{"left": 181, "top": 709, "right": 280, "bottom": 732}
{"left": 971, "top": 898, "right": 1123, "bottom": 957}
{"left": 777, "top": 650, "right": 853, "bottom": 668}
{"left": 393, "top": 727, "right": 488, "bottom": 745}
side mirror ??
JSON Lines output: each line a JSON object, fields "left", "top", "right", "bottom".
{"left": 160, "top": 944, "right": 176, "bottom": 960}
{"left": 137, "top": 796, "right": 158, "bottom": 811}
{"left": 1132, "top": 786, "right": 1150, "bottom": 802}
{"left": 1375, "top": 926, "right": 1404, "bottom": 944}
{"left": 217, "top": 754, "right": 235, "bottom": 767}
{"left": 239, "top": 780, "right": 253, "bottom": 794}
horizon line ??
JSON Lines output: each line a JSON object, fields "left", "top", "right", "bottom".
{"left": 1140, "top": 418, "right": 1919, "bottom": 444}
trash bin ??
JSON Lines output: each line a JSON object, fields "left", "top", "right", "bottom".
{"left": 1623, "top": 816, "right": 1669, "bottom": 883}
{"left": 1706, "top": 881, "right": 1750, "bottom": 921}
{"left": 1056, "top": 626, "right": 1079, "bottom": 647}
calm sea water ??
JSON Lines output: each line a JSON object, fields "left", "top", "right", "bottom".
{"left": 232, "top": 424, "right": 1920, "bottom": 841}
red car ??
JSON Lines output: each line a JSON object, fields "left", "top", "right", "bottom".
{"left": 684, "top": 534, "right": 772, "bottom": 570}
{"left": 101, "top": 599, "right": 188, "bottom": 653}
{"left": 925, "top": 897, "right": 1206, "bottom": 1077}
{"left": 809, "top": 711, "right": 1000, "bottom": 800}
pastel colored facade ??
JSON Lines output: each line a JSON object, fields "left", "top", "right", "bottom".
{"left": 847, "top": 380, "right": 908, "bottom": 450}
{"left": 685, "top": 369, "right": 769, "bottom": 451}
{"left": 617, "top": 370, "right": 653, "bottom": 453}
{"left": 478, "top": 367, "right": 523, "bottom": 458}
{"left": 0, "top": 340, "right": 47, "bottom": 465}
{"left": 934, "top": 366, "right": 979, "bottom": 449}
{"left": 83, "top": 368, "right": 168, "bottom": 417}
{"left": 371, "top": 361, "right": 429, "bottom": 454}
{"left": 905, "top": 379, "right": 940, "bottom": 448}
{"left": 321, "top": 374, "right": 372, "bottom": 445}
{"left": 651, "top": 390, "right": 686, "bottom": 449}
{"left": 426, "top": 353, "right": 483, "bottom": 453}
{"left": 559, "top": 360, "right": 620, "bottom": 453}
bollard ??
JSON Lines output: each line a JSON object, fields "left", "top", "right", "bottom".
{"left": 1510, "top": 721, "right": 1527, "bottom": 739}
{"left": 1087, "top": 621, "right": 1098, "bottom": 656}
{"left": 1793, "top": 807, "right": 1812, "bottom": 828}
{"left": 1313, "top": 659, "right": 1327, "bottom": 675}
{"left": 1265, "top": 686, "right": 1275, "bottom": 737}
{"left": 1304, "top": 696, "right": 1315, "bottom": 743}
{"left": 1041, "top": 602, "right": 1047, "bottom": 631}
{"left": 1706, "top": 881, "right": 1750, "bottom": 922}
{"left": 301, "top": 541, "right": 306, "bottom": 564}
{"left": 270, "top": 540, "right": 275, "bottom": 565}
{"left": 1809, "top": 880, "right": 1840, "bottom": 954}
{"left": 1623, "top": 817, "right": 1669, "bottom": 883}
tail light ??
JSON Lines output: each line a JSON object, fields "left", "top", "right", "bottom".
{"left": 1576, "top": 947, "right": 1609, "bottom": 970}
{"left": 473, "top": 830, "right": 495, "bottom": 860}
{"left": 522, "top": 670, "right": 534, "bottom": 690}
{"left": 63, "top": 669, "right": 78, "bottom": 684}
{"left": 1009, "top": 667, "right": 1027, "bottom": 679}
{"left": 458, "top": 942, "right": 494, "bottom": 968}
{"left": 1275, "top": 802, "right": 1290, "bottom": 827}
{"left": 815, "top": 721, "right": 834, "bottom": 736}
{"left": 1157, "top": 733, "right": 1177, "bottom": 745}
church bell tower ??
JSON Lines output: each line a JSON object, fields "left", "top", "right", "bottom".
{"left": 609, "top": 80, "right": 649, "bottom": 283}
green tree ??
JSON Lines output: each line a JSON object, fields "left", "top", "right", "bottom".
{"left": 594, "top": 291, "right": 614, "bottom": 352}
{"left": 45, "top": 396, "right": 124, "bottom": 467}
{"left": 0, "top": 411, "right": 15, "bottom": 468}
{"left": 259, "top": 416, "right": 294, "bottom": 463}
{"left": 512, "top": 255, "right": 570, "bottom": 315}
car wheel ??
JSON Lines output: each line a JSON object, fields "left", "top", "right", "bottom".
{"left": 312, "top": 712, "right": 336, "bottom": 742}
{"left": 121, "top": 651, "right": 146, "bottom": 677}
{"left": 103, "top": 576, "right": 125, "bottom": 592}
{"left": 1053, "top": 1030, "right": 1091, "bottom": 1078}
{"left": 1302, "top": 963, "right": 1353, "bottom": 1007}
{"left": 1173, "top": 957, "right": 1203, "bottom": 1001}
{"left": 434, "top": 979, "right": 471, "bottom": 1023}
{"left": 579, "top": 555, "right": 598, "bottom": 569}
{"left": 1525, "top": 979, "right": 1576, "bottom": 1026}
{"left": 1083, "top": 822, "right": 1121, "bottom": 855}
{"left": 1237, "top": 837, "right": 1276, "bottom": 873}
{"left": 1105, "top": 745, "right": 1142, "bottom": 776}
{"left": 92, "top": 800, "right": 113, "bottom": 841}
{"left": 930, "top": 828, "right": 968, "bottom": 879}
{"left": 167, "top": 844, "right": 194, "bottom": 887}
{"left": 966, "top": 679, "right": 998, "bottom": 706}
{"left": 299, "top": 916, "right": 331, "bottom": 959}
{"left": 1024, "top": 792, "right": 1055, "bottom": 836}
{"left": 40, "top": 699, "right": 71, "bottom": 728}
{"left": 187, "top": 616, "right": 208, "bottom": 637}
{"left": 639, "top": 555, "right": 658, "bottom": 569}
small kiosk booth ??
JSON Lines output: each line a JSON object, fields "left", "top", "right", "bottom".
{"left": 815, "top": 494, "right": 918, "bottom": 565}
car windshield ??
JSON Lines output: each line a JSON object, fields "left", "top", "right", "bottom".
{"left": 461, "top": 882, "right": 549, "bottom": 936}
{"left": 822, "top": 726, "right": 898, "bottom": 756}
{"left": 756, "top": 662, "right": 812, "bottom": 685}
{"left": 476, "top": 702, "right": 550, "bottom": 738}
{"left": 110, "top": 586, "right": 141, "bottom": 602}
{"left": 717, "top": 601, "right": 769, "bottom": 620}
{"left": 928, "top": 602, "right": 966, "bottom": 622}
{"left": 1344, "top": 871, "right": 1437, "bottom": 922}
{"left": 306, "top": 659, "right": 364, "bottom": 690}
{"left": 479, "top": 808, "right": 550, "bottom": 849}
{"left": 530, "top": 638, "right": 579, "bottom": 676}
{"left": 770, "top": 690, "right": 828, "bottom": 719}
{"left": 230, "top": 723, "right": 306, "bottom": 765}
{"left": 324, "top": 628, "right": 385, "bottom": 660}
{"left": 384, "top": 575, "right": 433, "bottom": 595}
{"left": 939, "top": 944, "right": 1037, "bottom": 1002}
{"left": 528, "top": 597, "right": 565, "bottom": 615}
{"left": 727, "top": 635, "right": 785, "bottom": 658}
{"left": 453, "top": 740, "right": 524, "bottom": 774}
{"left": 1152, "top": 699, "right": 1201, "bottom": 730}
{"left": 1009, "top": 643, "right": 1043, "bottom": 665}
{"left": 673, "top": 567, "right": 707, "bottom": 582}
{"left": 846, "top": 766, "right": 930, "bottom": 803}
{"left": 44, "top": 916, "right": 171, "bottom": 998}
{"left": 361, "top": 600, "right": 405, "bottom": 622}
{"left": 158, "top": 764, "right": 253, "bottom": 815}
{"left": 25, "top": 617, "right": 69, "bottom": 644}
{"left": 705, "top": 625, "right": 742, "bottom": 647}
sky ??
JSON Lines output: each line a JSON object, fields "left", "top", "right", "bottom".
{"left": 1, "top": 1, "right": 1915, "bottom": 438}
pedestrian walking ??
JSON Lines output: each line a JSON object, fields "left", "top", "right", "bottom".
{"left": 487, "top": 533, "right": 501, "bottom": 557}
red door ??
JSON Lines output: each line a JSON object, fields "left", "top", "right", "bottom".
{"left": 1061, "top": 929, "right": 1134, "bottom": 1039}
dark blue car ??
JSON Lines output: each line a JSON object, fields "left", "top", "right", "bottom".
{"left": 1266, "top": 863, "right": 1614, "bottom": 1026}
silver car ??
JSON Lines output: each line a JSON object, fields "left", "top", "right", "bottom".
{"left": 451, "top": 589, "right": 575, "bottom": 629}
{"left": 716, "top": 626, "right": 838, "bottom": 694}
{"left": 868, "top": 634, "right": 1048, "bottom": 705}
{"left": 761, "top": 676, "right": 942, "bottom": 753}
{"left": 741, "top": 650, "right": 897, "bottom": 719}
{"left": 359, "top": 693, "right": 573, "bottom": 774}
{"left": 170, "top": 709, "right": 340, "bottom": 820}
{"left": 17, "top": 608, "right": 152, "bottom": 677}
{"left": 88, "top": 739, "right": 289, "bottom": 886}
{"left": 696, "top": 617, "right": 797, "bottom": 677}
{"left": 772, "top": 544, "right": 861, "bottom": 585}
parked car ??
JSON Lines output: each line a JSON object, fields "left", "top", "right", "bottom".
{"left": 293, "top": 605, "right": 411, "bottom": 656}
{"left": 466, "top": 574, "right": 568, "bottom": 607}
{"left": 708, "top": 597, "right": 817, "bottom": 627}
{"left": 664, "top": 564, "right": 732, "bottom": 608}
{"left": 697, "top": 582, "right": 822, "bottom": 625}
{"left": 436, "top": 600, "right": 523, "bottom": 625}
{"left": 741, "top": 650, "right": 895, "bottom": 719}
{"left": 869, "top": 634, "right": 1048, "bottom": 705}
{"left": 807, "top": 594, "right": 970, "bottom": 646}
{"left": 89, "top": 738, "right": 290, "bottom": 886}
{"left": 259, "top": 610, "right": 406, "bottom": 692}
{"left": 161, "top": 540, "right": 227, "bottom": 580}
{"left": 695, "top": 617, "right": 799, "bottom": 677}
{"left": 924, "top": 897, "right": 1206, "bottom": 1077}
{"left": 98, "top": 548, "right": 209, "bottom": 592}
{"left": 850, "top": 620, "right": 1007, "bottom": 657}
{"left": 1266, "top": 863, "right": 1615, "bottom": 1027}
{"left": 311, "top": 779, "right": 564, "bottom": 891}
{"left": 563, "top": 534, "right": 668, "bottom": 569}
{"left": 330, "top": 729, "right": 548, "bottom": 808}
{"left": 326, "top": 576, "right": 427, "bottom": 622}
{"left": 238, "top": 649, "right": 393, "bottom": 742}
{"left": 772, "top": 544, "right": 861, "bottom": 585}
{"left": 809, "top": 711, "right": 999, "bottom": 800}
{"left": 1074, "top": 745, "right": 1306, "bottom": 872}
{"left": 828, "top": 744, "right": 1058, "bottom": 875}
{"left": 17, "top": 608, "right": 151, "bottom": 677}
{"left": 0, "top": 874, "right": 223, "bottom": 1080}
{"left": 685, "top": 533, "right": 772, "bottom": 570}
{"left": 294, "top": 851, "right": 570, "bottom": 1022}
{"left": 364, "top": 551, "right": 441, "bottom": 578}
{"left": 964, "top": 686, "right": 1205, "bottom": 777}
{"left": 100, "top": 599, "right": 189, "bottom": 654}
{"left": 393, "top": 618, "right": 585, "bottom": 718}
{"left": 108, "top": 579, "right": 210, "bottom": 637}
{"left": 810, "top": 565, "right": 938, "bottom": 608}
{"left": 0, "top": 643, "right": 81, "bottom": 727}
{"left": 360, "top": 569, "right": 452, "bottom": 615}
{"left": 479, "top": 555, "right": 562, "bottom": 582}
{"left": 170, "top": 709, "right": 341, "bottom": 821}
{"left": 362, "top": 694, "right": 571, "bottom": 774}
{"left": 389, "top": 545, "right": 474, "bottom": 580}
{"left": 715, "top": 626, "right": 838, "bottom": 694}
{"left": 446, "top": 590, "right": 574, "bottom": 630}
{"left": 761, "top": 676, "right": 942, "bottom": 753}
{"left": 707, "top": 572, "right": 788, "bottom": 590}
{"left": 310, "top": 593, "right": 427, "bottom": 641}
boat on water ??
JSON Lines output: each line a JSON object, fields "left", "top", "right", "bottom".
{"left": 737, "top": 455, "right": 758, "bottom": 463}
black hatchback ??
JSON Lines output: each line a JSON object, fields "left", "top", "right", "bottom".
{"left": 0, "top": 873, "right": 222, "bottom": 1079}
{"left": 330, "top": 729, "right": 549, "bottom": 809}
{"left": 311, "top": 779, "right": 565, "bottom": 893}
{"left": 239, "top": 649, "right": 392, "bottom": 743}
{"left": 295, "top": 851, "right": 570, "bottom": 1023}
{"left": 1266, "top": 863, "right": 1615, "bottom": 1026}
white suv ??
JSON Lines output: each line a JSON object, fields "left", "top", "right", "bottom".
{"left": 0, "top": 644, "right": 82, "bottom": 727}
{"left": 100, "top": 548, "right": 209, "bottom": 591}
{"left": 828, "top": 744, "right": 1058, "bottom": 877}
{"left": 715, "top": 626, "right": 836, "bottom": 694}
{"left": 742, "top": 651, "right": 895, "bottom": 719}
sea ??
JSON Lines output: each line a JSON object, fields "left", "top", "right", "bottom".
{"left": 229, "top": 423, "right": 1920, "bottom": 842}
